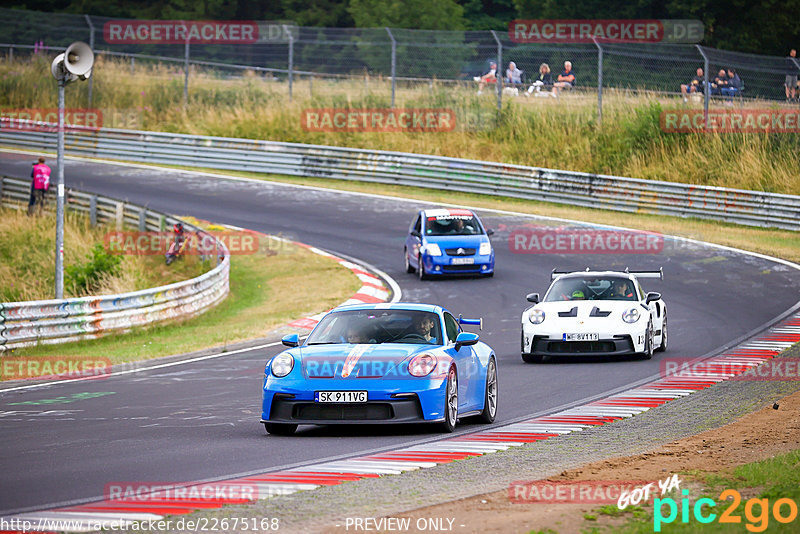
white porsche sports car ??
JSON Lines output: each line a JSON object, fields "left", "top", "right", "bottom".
{"left": 521, "top": 269, "right": 667, "bottom": 362}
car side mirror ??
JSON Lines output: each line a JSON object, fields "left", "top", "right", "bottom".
{"left": 454, "top": 331, "right": 479, "bottom": 351}
{"left": 526, "top": 292, "right": 540, "bottom": 304}
{"left": 486, "top": 229, "right": 495, "bottom": 236}
{"left": 645, "top": 292, "right": 661, "bottom": 304}
{"left": 410, "top": 230, "right": 421, "bottom": 238}
{"left": 281, "top": 334, "right": 299, "bottom": 347}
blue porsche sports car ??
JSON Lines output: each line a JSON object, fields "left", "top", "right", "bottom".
{"left": 261, "top": 303, "right": 498, "bottom": 435}
{"left": 404, "top": 208, "right": 495, "bottom": 279}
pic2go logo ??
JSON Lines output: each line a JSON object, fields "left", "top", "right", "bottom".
{"left": 654, "top": 489, "right": 798, "bottom": 532}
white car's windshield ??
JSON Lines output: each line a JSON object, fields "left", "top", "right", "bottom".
{"left": 545, "top": 276, "right": 637, "bottom": 302}
{"left": 306, "top": 309, "right": 443, "bottom": 345}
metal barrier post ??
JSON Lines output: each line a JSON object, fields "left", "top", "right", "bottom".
{"left": 490, "top": 30, "right": 502, "bottom": 112}
{"left": 84, "top": 14, "right": 95, "bottom": 108}
{"left": 138, "top": 208, "right": 146, "bottom": 231}
{"left": 183, "top": 25, "right": 190, "bottom": 107}
{"left": 89, "top": 194, "right": 97, "bottom": 226}
{"left": 285, "top": 24, "right": 294, "bottom": 101}
{"left": 54, "top": 79, "right": 66, "bottom": 299}
{"left": 696, "top": 45, "right": 709, "bottom": 130}
{"left": 386, "top": 27, "right": 397, "bottom": 108}
{"left": 130, "top": 56, "right": 135, "bottom": 75}
{"left": 594, "top": 38, "right": 603, "bottom": 127}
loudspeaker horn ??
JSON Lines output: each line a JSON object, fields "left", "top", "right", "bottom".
{"left": 64, "top": 41, "right": 94, "bottom": 78}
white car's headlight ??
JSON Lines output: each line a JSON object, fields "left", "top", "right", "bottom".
{"left": 528, "top": 309, "right": 545, "bottom": 324}
{"left": 425, "top": 243, "right": 442, "bottom": 256}
{"left": 271, "top": 354, "right": 294, "bottom": 377}
{"left": 622, "top": 308, "right": 641, "bottom": 324}
{"left": 479, "top": 242, "right": 492, "bottom": 255}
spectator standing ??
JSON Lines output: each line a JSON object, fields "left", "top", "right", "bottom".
{"left": 28, "top": 156, "right": 51, "bottom": 216}
{"left": 786, "top": 49, "right": 798, "bottom": 102}
{"left": 526, "top": 63, "right": 553, "bottom": 96}
{"left": 552, "top": 61, "right": 575, "bottom": 97}
{"left": 680, "top": 67, "right": 705, "bottom": 102}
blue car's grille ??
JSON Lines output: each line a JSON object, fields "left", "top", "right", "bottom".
{"left": 445, "top": 247, "right": 476, "bottom": 256}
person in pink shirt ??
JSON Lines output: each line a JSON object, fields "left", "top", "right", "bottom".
{"left": 28, "top": 156, "right": 51, "bottom": 216}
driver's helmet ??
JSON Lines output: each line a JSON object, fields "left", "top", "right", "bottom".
{"left": 570, "top": 290, "right": 585, "bottom": 300}
{"left": 173, "top": 223, "right": 184, "bottom": 234}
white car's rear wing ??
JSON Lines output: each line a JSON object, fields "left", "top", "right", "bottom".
{"left": 550, "top": 267, "right": 663, "bottom": 281}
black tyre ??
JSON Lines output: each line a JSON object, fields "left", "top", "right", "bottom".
{"left": 522, "top": 353, "right": 544, "bottom": 363}
{"left": 477, "top": 357, "right": 498, "bottom": 424}
{"left": 656, "top": 315, "right": 668, "bottom": 352}
{"left": 639, "top": 321, "right": 654, "bottom": 360}
{"left": 165, "top": 255, "right": 174, "bottom": 266}
{"left": 439, "top": 367, "right": 458, "bottom": 432}
{"left": 404, "top": 248, "right": 415, "bottom": 273}
{"left": 264, "top": 422, "right": 297, "bottom": 435}
{"left": 418, "top": 257, "right": 428, "bottom": 281}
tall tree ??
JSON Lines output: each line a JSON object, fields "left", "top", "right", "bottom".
{"left": 348, "top": 0, "right": 466, "bottom": 30}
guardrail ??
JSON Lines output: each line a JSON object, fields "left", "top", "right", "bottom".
{"left": 1, "top": 120, "right": 799, "bottom": 231}
{"left": 0, "top": 175, "right": 230, "bottom": 350}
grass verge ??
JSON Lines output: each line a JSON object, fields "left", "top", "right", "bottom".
{"left": 587, "top": 449, "right": 800, "bottom": 533}
{"left": 6, "top": 232, "right": 361, "bottom": 366}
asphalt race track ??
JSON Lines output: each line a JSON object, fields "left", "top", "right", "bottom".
{"left": 2, "top": 151, "right": 799, "bottom": 514}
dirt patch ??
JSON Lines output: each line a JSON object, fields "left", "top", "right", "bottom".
{"left": 377, "top": 388, "right": 800, "bottom": 533}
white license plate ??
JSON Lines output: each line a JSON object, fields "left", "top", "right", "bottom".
{"left": 315, "top": 391, "right": 368, "bottom": 403}
{"left": 564, "top": 333, "right": 600, "bottom": 341}
{"left": 451, "top": 257, "right": 474, "bottom": 265}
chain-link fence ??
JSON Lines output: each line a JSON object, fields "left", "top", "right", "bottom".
{"left": 1, "top": 7, "right": 799, "bottom": 118}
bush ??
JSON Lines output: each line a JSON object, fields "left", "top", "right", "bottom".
{"left": 65, "top": 243, "right": 123, "bottom": 296}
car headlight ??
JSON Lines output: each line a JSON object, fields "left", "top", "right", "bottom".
{"left": 424, "top": 243, "right": 442, "bottom": 256}
{"left": 528, "top": 309, "right": 545, "bottom": 324}
{"left": 271, "top": 354, "right": 294, "bottom": 377}
{"left": 622, "top": 308, "right": 640, "bottom": 323}
{"left": 408, "top": 353, "right": 437, "bottom": 377}
{"left": 479, "top": 242, "right": 492, "bottom": 255}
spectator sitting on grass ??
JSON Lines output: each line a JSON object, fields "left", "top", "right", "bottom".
{"left": 506, "top": 61, "right": 523, "bottom": 85}
{"left": 526, "top": 63, "right": 553, "bottom": 96}
{"left": 680, "top": 67, "right": 705, "bottom": 102}
{"left": 552, "top": 61, "right": 575, "bottom": 97}
{"left": 710, "top": 69, "right": 728, "bottom": 95}
{"left": 721, "top": 68, "right": 743, "bottom": 103}
{"left": 475, "top": 61, "right": 497, "bottom": 95}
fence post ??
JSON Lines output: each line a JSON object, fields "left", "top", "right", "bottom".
{"left": 386, "top": 27, "right": 396, "bottom": 108}
{"left": 130, "top": 56, "right": 135, "bottom": 75}
{"left": 309, "top": 75, "right": 313, "bottom": 97}
{"left": 115, "top": 202, "right": 124, "bottom": 230}
{"left": 490, "top": 30, "right": 502, "bottom": 112}
{"left": 8, "top": 46, "right": 12, "bottom": 62}
{"left": 594, "top": 38, "right": 603, "bottom": 127}
{"left": 89, "top": 194, "right": 97, "bottom": 226}
{"left": 285, "top": 24, "right": 294, "bottom": 101}
{"left": 159, "top": 214, "right": 165, "bottom": 231}
{"left": 84, "top": 14, "right": 95, "bottom": 108}
{"left": 184, "top": 38, "right": 190, "bottom": 107}
{"left": 138, "top": 208, "right": 146, "bottom": 231}
{"left": 696, "top": 45, "right": 709, "bottom": 130}
{"left": 0, "top": 177, "right": 4, "bottom": 206}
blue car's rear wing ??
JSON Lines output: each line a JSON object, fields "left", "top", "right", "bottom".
{"left": 457, "top": 315, "right": 483, "bottom": 330}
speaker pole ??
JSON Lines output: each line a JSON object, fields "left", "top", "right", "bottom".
{"left": 55, "top": 77, "right": 65, "bottom": 298}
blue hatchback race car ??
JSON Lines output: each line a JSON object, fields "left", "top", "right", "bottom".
{"left": 261, "top": 303, "right": 498, "bottom": 435}
{"left": 404, "top": 208, "right": 495, "bottom": 279}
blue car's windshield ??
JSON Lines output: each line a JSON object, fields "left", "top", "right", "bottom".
{"left": 306, "top": 309, "right": 443, "bottom": 345}
{"left": 424, "top": 210, "right": 483, "bottom": 236}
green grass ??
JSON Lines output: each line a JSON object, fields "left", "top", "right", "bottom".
{"left": 585, "top": 449, "right": 800, "bottom": 533}
{"left": 0, "top": 206, "right": 204, "bottom": 301}
{"left": 7, "top": 235, "right": 361, "bottom": 365}
{"left": 1, "top": 56, "right": 799, "bottom": 195}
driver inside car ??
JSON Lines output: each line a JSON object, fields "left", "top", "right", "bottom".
{"left": 345, "top": 324, "right": 373, "bottom": 344}
{"left": 612, "top": 280, "right": 635, "bottom": 300}
{"left": 413, "top": 315, "right": 438, "bottom": 344}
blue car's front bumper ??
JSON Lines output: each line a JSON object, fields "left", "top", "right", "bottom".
{"left": 261, "top": 375, "right": 449, "bottom": 425}
{"left": 421, "top": 252, "right": 494, "bottom": 276}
